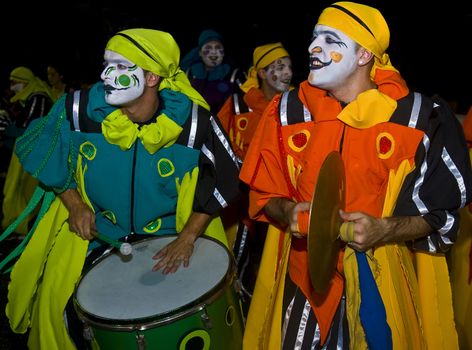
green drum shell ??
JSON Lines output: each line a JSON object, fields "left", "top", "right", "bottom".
{"left": 73, "top": 235, "right": 244, "bottom": 350}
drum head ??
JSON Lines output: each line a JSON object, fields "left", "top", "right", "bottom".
{"left": 75, "top": 235, "right": 231, "bottom": 322}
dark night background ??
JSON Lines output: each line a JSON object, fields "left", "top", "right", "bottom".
{"left": 1, "top": 1, "right": 472, "bottom": 113}
{"left": 0, "top": 1, "right": 471, "bottom": 349}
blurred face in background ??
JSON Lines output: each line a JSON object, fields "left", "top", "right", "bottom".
{"left": 47, "top": 66, "right": 63, "bottom": 86}
{"left": 199, "top": 40, "right": 224, "bottom": 69}
{"left": 101, "top": 50, "right": 146, "bottom": 106}
{"left": 10, "top": 80, "right": 25, "bottom": 94}
{"left": 263, "top": 56, "right": 293, "bottom": 93}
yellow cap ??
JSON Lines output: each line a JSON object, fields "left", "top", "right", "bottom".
{"left": 317, "top": 2, "right": 389, "bottom": 60}
{"left": 253, "top": 42, "right": 289, "bottom": 69}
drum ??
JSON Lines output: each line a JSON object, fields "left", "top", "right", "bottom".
{"left": 73, "top": 235, "right": 244, "bottom": 350}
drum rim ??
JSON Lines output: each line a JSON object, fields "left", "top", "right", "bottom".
{"left": 73, "top": 234, "right": 237, "bottom": 331}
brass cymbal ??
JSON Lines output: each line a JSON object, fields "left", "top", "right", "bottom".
{"left": 308, "top": 151, "right": 345, "bottom": 294}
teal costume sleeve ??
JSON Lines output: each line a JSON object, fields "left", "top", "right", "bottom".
{"left": 14, "top": 95, "right": 74, "bottom": 191}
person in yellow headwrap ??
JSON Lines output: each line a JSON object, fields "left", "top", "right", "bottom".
{"left": 239, "top": 2, "right": 472, "bottom": 349}
{"left": 2, "top": 66, "right": 54, "bottom": 235}
{"left": 0, "top": 28, "right": 241, "bottom": 349}
{"left": 217, "top": 42, "right": 293, "bottom": 315}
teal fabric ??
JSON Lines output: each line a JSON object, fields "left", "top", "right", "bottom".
{"left": 187, "top": 61, "right": 231, "bottom": 81}
{"left": 15, "top": 83, "right": 199, "bottom": 251}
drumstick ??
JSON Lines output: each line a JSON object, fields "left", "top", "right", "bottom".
{"left": 93, "top": 232, "right": 133, "bottom": 256}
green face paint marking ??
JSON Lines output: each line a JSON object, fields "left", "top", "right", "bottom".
{"left": 118, "top": 74, "right": 131, "bottom": 86}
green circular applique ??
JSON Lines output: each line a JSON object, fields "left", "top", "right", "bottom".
{"left": 157, "top": 158, "right": 175, "bottom": 177}
{"left": 144, "top": 218, "right": 162, "bottom": 233}
{"left": 101, "top": 210, "right": 116, "bottom": 224}
{"left": 79, "top": 142, "right": 96, "bottom": 160}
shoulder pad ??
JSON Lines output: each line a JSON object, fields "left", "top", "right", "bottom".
{"left": 389, "top": 92, "right": 433, "bottom": 132}
{"left": 278, "top": 88, "right": 313, "bottom": 126}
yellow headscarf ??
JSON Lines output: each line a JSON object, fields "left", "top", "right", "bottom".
{"left": 105, "top": 28, "right": 210, "bottom": 111}
{"left": 317, "top": 2, "right": 398, "bottom": 78}
{"left": 9, "top": 66, "right": 54, "bottom": 104}
{"left": 240, "top": 42, "right": 290, "bottom": 93}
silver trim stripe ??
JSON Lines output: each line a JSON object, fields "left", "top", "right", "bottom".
{"left": 233, "top": 93, "right": 241, "bottom": 115}
{"left": 412, "top": 135, "right": 430, "bottom": 214}
{"left": 280, "top": 91, "right": 289, "bottom": 126}
{"left": 235, "top": 224, "right": 249, "bottom": 264}
{"left": 438, "top": 211, "right": 454, "bottom": 245}
{"left": 408, "top": 92, "right": 421, "bottom": 128}
{"left": 303, "top": 105, "right": 312, "bottom": 122}
{"left": 72, "top": 90, "right": 81, "bottom": 131}
{"left": 282, "top": 295, "right": 294, "bottom": 344}
{"left": 294, "top": 299, "right": 311, "bottom": 349}
{"left": 213, "top": 187, "right": 228, "bottom": 208}
{"left": 187, "top": 103, "right": 198, "bottom": 148}
{"left": 442, "top": 147, "right": 467, "bottom": 208}
{"left": 427, "top": 236, "right": 436, "bottom": 253}
{"left": 201, "top": 144, "right": 214, "bottom": 165}
{"left": 209, "top": 116, "right": 240, "bottom": 169}
{"left": 28, "top": 97, "right": 37, "bottom": 123}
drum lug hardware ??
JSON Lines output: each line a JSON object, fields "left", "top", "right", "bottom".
{"left": 136, "top": 333, "right": 147, "bottom": 350}
{"left": 82, "top": 324, "right": 94, "bottom": 341}
{"left": 201, "top": 308, "right": 213, "bottom": 329}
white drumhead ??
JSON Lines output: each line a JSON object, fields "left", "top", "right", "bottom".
{"left": 75, "top": 236, "right": 230, "bottom": 320}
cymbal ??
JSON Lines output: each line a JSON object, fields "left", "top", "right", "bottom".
{"left": 308, "top": 151, "right": 345, "bottom": 294}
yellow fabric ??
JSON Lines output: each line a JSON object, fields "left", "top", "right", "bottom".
{"left": 242, "top": 225, "right": 291, "bottom": 349}
{"left": 376, "top": 159, "right": 424, "bottom": 349}
{"left": 344, "top": 157, "right": 458, "bottom": 349}
{"left": 344, "top": 159, "right": 424, "bottom": 349}
{"left": 9, "top": 66, "right": 54, "bottom": 104}
{"left": 317, "top": 2, "right": 398, "bottom": 81}
{"left": 101, "top": 109, "right": 182, "bottom": 154}
{"left": 415, "top": 252, "right": 458, "bottom": 349}
{"left": 6, "top": 197, "right": 88, "bottom": 350}
{"left": 343, "top": 248, "right": 368, "bottom": 349}
{"left": 337, "top": 89, "right": 397, "bottom": 129}
{"left": 240, "top": 67, "right": 259, "bottom": 93}
{"left": 175, "top": 167, "right": 228, "bottom": 247}
{"left": 449, "top": 207, "right": 472, "bottom": 350}
{"left": 2, "top": 152, "right": 39, "bottom": 234}
{"left": 240, "top": 43, "right": 289, "bottom": 93}
{"left": 105, "top": 28, "right": 209, "bottom": 110}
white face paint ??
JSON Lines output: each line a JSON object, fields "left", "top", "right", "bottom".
{"left": 10, "top": 82, "right": 25, "bottom": 94}
{"left": 100, "top": 50, "right": 146, "bottom": 106}
{"left": 307, "top": 24, "right": 359, "bottom": 90}
{"left": 199, "top": 40, "right": 224, "bottom": 68}
{"left": 264, "top": 56, "right": 293, "bottom": 93}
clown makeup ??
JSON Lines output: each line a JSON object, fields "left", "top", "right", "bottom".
{"left": 307, "top": 24, "right": 359, "bottom": 90}
{"left": 199, "top": 40, "right": 224, "bottom": 68}
{"left": 101, "top": 50, "right": 146, "bottom": 106}
{"left": 264, "top": 57, "right": 293, "bottom": 93}
{"left": 10, "top": 82, "right": 25, "bottom": 94}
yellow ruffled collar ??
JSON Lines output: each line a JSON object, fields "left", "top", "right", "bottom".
{"left": 337, "top": 89, "right": 397, "bottom": 129}
{"left": 101, "top": 109, "right": 183, "bottom": 154}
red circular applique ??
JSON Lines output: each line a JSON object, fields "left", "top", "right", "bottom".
{"left": 379, "top": 136, "right": 392, "bottom": 154}
{"left": 238, "top": 119, "right": 247, "bottom": 129}
{"left": 292, "top": 132, "right": 307, "bottom": 148}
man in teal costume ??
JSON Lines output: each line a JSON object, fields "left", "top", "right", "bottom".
{"left": 1, "top": 28, "right": 240, "bottom": 349}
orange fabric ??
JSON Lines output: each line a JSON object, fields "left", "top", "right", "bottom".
{"left": 462, "top": 106, "right": 472, "bottom": 147}
{"left": 240, "top": 68, "right": 412, "bottom": 344}
{"left": 218, "top": 88, "right": 270, "bottom": 161}
{"left": 297, "top": 211, "right": 309, "bottom": 235}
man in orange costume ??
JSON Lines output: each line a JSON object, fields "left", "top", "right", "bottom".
{"left": 240, "top": 2, "right": 472, "bottom": 349}
{"left": 218, "top": 43, "right": 292, "bottom": 313}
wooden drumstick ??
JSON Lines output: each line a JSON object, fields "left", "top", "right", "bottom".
{"left": 93, "top": 232, "right": 133, "bottom": 255}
